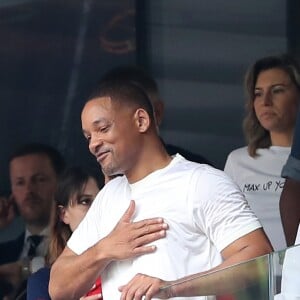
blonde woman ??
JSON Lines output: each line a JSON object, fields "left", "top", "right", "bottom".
{"left": 224, "top": 54, "right": 300, "bottom": 250}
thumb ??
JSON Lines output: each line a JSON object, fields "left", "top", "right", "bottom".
{"left": 119, "top": 200, "right": 135, "bottom": 223}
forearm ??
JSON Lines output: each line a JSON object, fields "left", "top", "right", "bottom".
{"left": 280, "top": 178, "right": 300, "bottom": 246}
{"left": 119, "top": 229, "right": 273, "bottom": 299}
{"left": 49, "top": 243, "right": 111, "bottom": 300}
{"left": 169, "top": 229, "right": 272, "bottom": 297}
{"left": 168, "top": 256, "right": 268, "bottom": 297}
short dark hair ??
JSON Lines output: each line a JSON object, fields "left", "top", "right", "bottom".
{"left": 88, "top": 79, "right": 155, "bottom": 122}
{"left": 99, "top": 65, "right": 160, "bottom": 103}
{"left": 9, "top": 143, "right": 65, "bottom": 175}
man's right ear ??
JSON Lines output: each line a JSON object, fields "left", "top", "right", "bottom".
{"left": 134, "top": 108, "right": 151, "bottom": 133}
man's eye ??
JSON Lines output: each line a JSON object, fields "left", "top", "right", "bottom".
{"left": 37, "top": 176, "right": 47, "bottom": 183}
{"left": 15, "top": 181, "right": 24, "bottom": 186}
{"left": 100, "top": 126, "right": 109, "bottom": 133}
{"left": 32, "top": 176, "right": 48, "bottom": 184}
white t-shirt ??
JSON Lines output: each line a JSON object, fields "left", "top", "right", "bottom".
{"left": 68, "top": 154, "right": 261, "bottom": 300}
{"left": 224, "top": 146, "right": 290, "bottom": 251}
{"left": 275, "top": 225, "right": 300, "bottom": 300}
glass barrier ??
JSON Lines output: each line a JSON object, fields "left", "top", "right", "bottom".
{"left": 160, "top": 244, "right": 300, "bottom": 299}
{"left": 272, "top": 244, "right": 300, "bottom": 300}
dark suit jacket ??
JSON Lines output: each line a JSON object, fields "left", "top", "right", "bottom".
{"left": 0, "top": 231, "right": 25, "bottom": 265}
{"left": 27, "top": 267, "right": 51, "bottom": 300}
{"left": 0, "top": 232, "right": 25, "bottom": 299}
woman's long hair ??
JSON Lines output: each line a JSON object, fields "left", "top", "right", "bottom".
{"left": 47, "top": 166, "right": 105, "bottom": 265}
{"left": 243, "top": 54, "right": 300, "bottom": 157}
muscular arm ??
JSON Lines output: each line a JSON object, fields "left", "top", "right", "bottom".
{"left": 49, "top": 245, "right": 105, "bottom": 300}
{"left": 280, "top": 178, "right": 300, "bottom": 246}
{"left": 49, "top": 201, "right": 168, "bottom": 300}
{"left": 119, "top": 228, "right": 273, "bottom": 300}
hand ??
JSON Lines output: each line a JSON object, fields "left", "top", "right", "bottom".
{"left": 0, "top": 195, "right": 16, "bottom": 229}
{"left": 99, "top": 200, "right": 168, "bottom": 261}
{"left": 119, "top": 273, "right": 173, "bottom": 300}
{"left": 0, "top": 261, "right": 22, "bottom": 289}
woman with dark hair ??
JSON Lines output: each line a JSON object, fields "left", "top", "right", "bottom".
{"left": 27, "top": 164, "right": 167, "bottom": 299}
{"left": 224, "top": 54, "right": 300, "bottom": 251}
{"left": 27, "top": 166, "right": 105, "bottom": 300}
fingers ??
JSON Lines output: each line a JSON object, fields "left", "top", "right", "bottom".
{"left": 0, "top": 197, "right": 15, "bottom": 229}
{"left": 119, "top": 275, "right": 145, "bottom": 300}
{"left": 119, "top": 200, "right": 167, "bottom": 229}
{"left": 136, "top": 221, "right": 168, "bottom": 237}
{"left": 119, "top": 274, "right": 162, "bottom": 300}
{"left": 126, "top": 222, "right": 167, "bottom": 256}
{"left": 133, "top": 230, "right": 167, "bottom": 253}
{"left": 119, "top": 200, "right": 136, "bottom": 223}
{"left": 132, "top": 217, "right": 166, "bottom": 229}
{"left": 134, "top": 221, "right": 168, "bottom": 247}
{"left": 105, "top": 201, "right": 168, "bottom": 261}
{"left": 117, "top": 200, "right": 168, "bottom": 241}
{"left": 128, "top": 219, "right": 168, "bottom": 253}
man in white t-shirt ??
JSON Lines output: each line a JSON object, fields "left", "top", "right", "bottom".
{"left": 49, "top": 80, "right": 273, "bottom": 300}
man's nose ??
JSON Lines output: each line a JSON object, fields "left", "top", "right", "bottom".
{"left": 24, "top": 181, "right": 35, "bottom": 193}
{"left": 89, "top": 134, "right": 103, "bottom": 156}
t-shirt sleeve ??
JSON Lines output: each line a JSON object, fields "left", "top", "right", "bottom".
{"left": 191, "top": 167, "right": 262, "bottom": 252}
{"left": 67, "top": 192, "right": 102, "bottom": 255}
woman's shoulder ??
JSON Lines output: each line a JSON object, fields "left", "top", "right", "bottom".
{"left": 227, "top": 146, "right": 249, "bottom": 160}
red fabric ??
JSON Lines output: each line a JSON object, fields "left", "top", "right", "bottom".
{"left": 86, "top": 277, "right": 102, "bottom": 297}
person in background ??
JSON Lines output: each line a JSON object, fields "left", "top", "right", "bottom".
{"left": 49, "top": 80, "right": 272, "bottom": 300}
{"left": 280, "top": 106, "right": 300, "bottom": 246}
{"left": 28, "top": 164, "right": 167, "bottom": 300}
{"left": 27, "top": 166, "right": 105, "bottom": 300}
{"left": 0, "top": 195, "right": 13, "bottom": 229}
{"left": 99, "top": 65, "right": 212, "bottom": 165}
{"left": 276, "top": 109, "right": 300, "bottom": 299}
{"left": 224, "top": 54, "right": 300, "bottom": 251}
{"left": 0, "top": 194, "right": 24, "bottom": 242}
{"left": 0, "top": 143, "right": 65, "bottom": 300}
